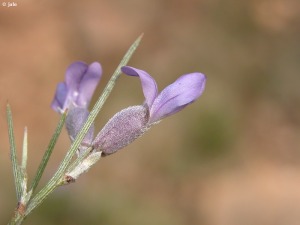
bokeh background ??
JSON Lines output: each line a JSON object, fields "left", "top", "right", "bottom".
{"left": 1, "top": 0, "right": 300, "bottom": 224}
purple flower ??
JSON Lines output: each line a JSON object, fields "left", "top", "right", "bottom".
{"left": 92, "top": 66, "right": 206, "bottom": 156}
{"left": 51, "top": 61, "right": 102, "bottom": 113}
{"left": 121, "top": 66, "right": 206, "bottom": 124}
{"left": 51, "top": 61, "right": 102, "bottom": 155}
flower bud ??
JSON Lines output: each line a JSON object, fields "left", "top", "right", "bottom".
{"left": 92, "top": 105, "right": 149, "bottom": 156}
{"left": 65, "top": 107, "right": 94, "bottom": 155}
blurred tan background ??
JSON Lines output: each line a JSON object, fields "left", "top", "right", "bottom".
{"left": 1, "top": 0, "right": 300, "bottom": 224}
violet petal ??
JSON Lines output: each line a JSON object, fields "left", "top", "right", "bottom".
{"left": 51, "top": 61, "right": 102, "bottom": 113}
{"left": 149, "top": 72, "right": 206, "bottom": 123}
{"left": 121, "top": 66, "right": 158, "bottom": 108}
{"left": 77, "top": 62, "right": 102, "bottom": 108}
{"left": 65, "top": 61, "right": 89, "bottom": 93}
{"left": 51, "top": 82, "right": 68, "bottom": 112}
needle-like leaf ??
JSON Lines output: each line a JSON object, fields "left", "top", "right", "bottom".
{"left": 21, "top": 127, "right": 28, "bottom": 171}
{"left": 7, "top": 104, "right": 22, "bottom": 201}
{"left": 30, "top": 110, "right": 67, "bottom": 193}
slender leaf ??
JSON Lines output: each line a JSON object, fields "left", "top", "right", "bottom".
{"left": 20, "top": 127, "right": 29, "bottom": 199}
{"left": 30, "top": 111, "right": 67, "bottom": 193}
{"left": 6, "top": 104, "right": 22, "bottom": 200}
{"left": 21, "top": 127, "right": 28, "bottom": 170}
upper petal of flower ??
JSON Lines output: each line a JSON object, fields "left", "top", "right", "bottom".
{"left": 149, "top": 72, "right": 206, "bottom": 123}
{"left": 65, "top": 61, "right": 89, "bottom": 93}
{"left": 77, "top": 62, "right": 102, "bottom": 108}
{"left": 51, "top": 61, "right": 102, "bottom": 112}
{"left": 121, "top": 66, "right": 158, "bottom": 108}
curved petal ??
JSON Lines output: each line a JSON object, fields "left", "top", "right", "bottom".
{"left": 149, "top": 72, "right": 206, "bottom": 123}
{"left": 65, "top": 61, "right": 88, "bottom": 92}
{"left": 51, "top": 61, "right": 102, "bottom": 113}
{"left": 121, "top": 66, "right": 158, "bottom": 108}
{"left": 77, "top": 62, "right": 102, "bottom": 107}
{"left": 51, "top": 82, "right": 68, "bottom": 113}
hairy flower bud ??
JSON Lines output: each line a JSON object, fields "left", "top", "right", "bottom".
{"left": 66, "top": 107, "right": 94, "bottom": 155}
{"left": 92, "top": 105, "right": 149, "bottom": 156}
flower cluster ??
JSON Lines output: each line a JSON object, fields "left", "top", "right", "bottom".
{"left": 6, "top": 37, "right": 207, "bottom": 225}
{"left": 51, "top": 62, "right": 206, "bottom": 156}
